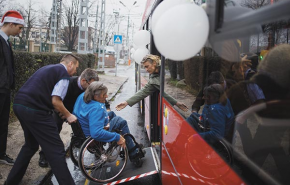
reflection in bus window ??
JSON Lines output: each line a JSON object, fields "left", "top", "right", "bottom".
{"left": 161, "top": 1, "right": 290, "bottom": 184}
{"left": 186, "top": 84, "right": 234, "bottom": 144}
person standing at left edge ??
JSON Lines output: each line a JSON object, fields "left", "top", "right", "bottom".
{"left": 5, "top": 54, "right": 79, "bottom": 185}
{"left": 0, "top": 10, "right": 25, "bottom": 166}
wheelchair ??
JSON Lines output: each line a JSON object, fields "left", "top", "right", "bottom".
{"left": 186, "top": 114, "right": 233, "bottom": 180}
{"left": 69, "top": 121, "right": 145, "bottom": 183}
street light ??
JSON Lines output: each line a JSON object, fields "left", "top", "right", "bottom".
{"left": 119, "top": 1, "right": 138, "bottom": 64}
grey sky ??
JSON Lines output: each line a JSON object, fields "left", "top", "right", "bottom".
{"left": 11, "top": 0, "right": 146, "bottom": 37}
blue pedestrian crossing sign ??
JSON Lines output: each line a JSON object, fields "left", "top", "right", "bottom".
{"left": 114, "top": 35, "right": 122, "bottom": 44}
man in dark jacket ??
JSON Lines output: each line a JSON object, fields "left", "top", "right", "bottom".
{"left": 38, "top": 68, "right": 101, "bottom": 167}
{"left": 0, "top": 10, "right": 25, "bottom": 166}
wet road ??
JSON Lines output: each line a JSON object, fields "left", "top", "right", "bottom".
{"left": 43, "top": 64, "right": 151, "bottom": 185}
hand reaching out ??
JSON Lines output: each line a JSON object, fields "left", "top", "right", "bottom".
{"left": 115, "top": 101, "right": 128, "bottom": 111}
{"left": 241, "top": 55, "right": 252, "bottom": 71}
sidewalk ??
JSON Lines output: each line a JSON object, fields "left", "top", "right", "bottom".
{"left": 0, "top": 71, "right": 128, "bottom": 185}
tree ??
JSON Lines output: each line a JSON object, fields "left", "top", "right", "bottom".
{"left": 241, "top": 0, "right": 290, "bottom": 50}
{"left": 62, "top": 0, "right": 79, "bottom": 51}
{"left": 0, "top": 0, "right": 8, "bottom": 17}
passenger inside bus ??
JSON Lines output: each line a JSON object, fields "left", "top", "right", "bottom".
{"left": 233, "top": 44, "right": 290, "bottom": 184}
{"left": 191, "top": 71, "right": 231, "bottom": 113}
{"left": 73, "top": 82, "right": 145, "bottom": 162}
{"left": 186, "top": 83, "right": 234, "bottom": 144}
{"left": 116, "top": 54, "right": 188, "bottom": 112}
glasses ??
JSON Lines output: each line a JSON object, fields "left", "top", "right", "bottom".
{"left": 86, "top": 80, "right": 91, "bottom": 85}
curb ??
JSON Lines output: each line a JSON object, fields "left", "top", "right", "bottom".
{"left": 108, "top": 77, "right": 129, "bottom": 101}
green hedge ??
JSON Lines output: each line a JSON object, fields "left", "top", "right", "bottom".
{"left": 11, "top": 52, "right": 96, "bottom": 103}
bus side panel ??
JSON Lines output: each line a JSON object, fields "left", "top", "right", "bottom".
{"left": 140, "top": 75, "right": 151, "bottom": 141}
{"left": 161, "top": 99, "right": 244, "bottom": 185}
{"left": 144, "top": 96, "right": 151, "bottom": 141}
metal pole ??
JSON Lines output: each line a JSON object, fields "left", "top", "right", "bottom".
{"left": 115, "top": 19, "right": 120, "bottom": 77}
{"left": 159, "top": 56, "right": 165, "bottom": 177}
{"left": 93, "top": 5, "right": 99, "bottom": 53}
{"left": 40, "top": 27, "right": 42, "bottom": 52}
{"left": 102, "top": 0, "right": 106, "bottom": 71}
{"left": 126, "top": 14, "right": 129, "bottom": 64}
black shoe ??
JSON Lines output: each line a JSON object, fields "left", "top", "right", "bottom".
{"left": 39, "top": 153, "right": 48, "bottom": 168}
{"left": 129, "top": 148, "right": 146, "bottom": 162}
{"left": 0, "top": 154, "right": 15, "bottom": 165}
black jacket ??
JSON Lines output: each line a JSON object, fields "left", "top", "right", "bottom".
{"left": 0, "top": 36, "right": 15, "bottom": 93}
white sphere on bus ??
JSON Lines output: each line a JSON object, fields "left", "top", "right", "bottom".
{"left": 152, "top": 0, "right": 190, "bottom": 35}
{"left": 131, "top": 53, "right": 135, "bottom": 61}
{"left": 130, "top": 48, "right": 135, "bottom": 54}
{"left": 133, "top": 30, "right": 150, "bottom": 48}
{"left": 134, "top": 47, "right": 149, "bottom": 64}
{"left": 153, "top": 4, "right": 209, "bottom": 61}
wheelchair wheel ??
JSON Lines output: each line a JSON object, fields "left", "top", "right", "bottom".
{"left": 69, "top": 137, "right": 84, "bottom": 167}
{"left": 212, "top": 140, "right": 232, "bottom": 166}
{"left": 78, "top": 137, "right": 128, "bottom": 183}
{"left": 186, "top": 138, "right": 232, "bottom": 180}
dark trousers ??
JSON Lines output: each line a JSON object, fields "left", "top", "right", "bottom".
{"left": 6, "top": 105, "right": 75, "bottom": 185}
{"left": 39, "top": 111, "right": 63, "bottom": 156}
{"left": 0, "top": 92, "right": 11, "bottom": 157}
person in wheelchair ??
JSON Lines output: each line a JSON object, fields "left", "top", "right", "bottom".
{"left": 73, "top": 81, "right": 145, "bottom": 163}
{"left": 186, "top": 84, "right": 234, "bottom": 144}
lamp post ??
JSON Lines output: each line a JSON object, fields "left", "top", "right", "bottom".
{"left": 119, "top": 1, "right": 137, "bottom": 64}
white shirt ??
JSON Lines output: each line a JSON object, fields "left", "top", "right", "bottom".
{"left": 0, "top": 30, "right": 10, "bottom": 46}
{"left": 51, "top": 64, "right": 69, "bottom": 100}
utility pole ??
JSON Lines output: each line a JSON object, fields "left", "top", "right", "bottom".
{"left": 93, "top": 5, "right": 99, "bottom": 53}
{"left": 98, "top": 0, "right": 106, "bottom": 71}
{"left": 40, "top": 27, "right": 42, "bottom": 52}
{"left": 119, "top": 1, "right": 137, "bottom": 64}
{"left": 126, "top": 15, "right": 129, "bottom": 64}
{"left": 113, "top": 10, "right": 120, "bottom": 76}
{"left": 56, "top": 0, "right": 62, "bottom": 52}
{"left": 50, "top": 0, "right": 62, "bottom": 52}
{"left": 78, "top": 0, "right": 89, "bottom": 54}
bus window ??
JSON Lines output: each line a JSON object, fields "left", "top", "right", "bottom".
{"left": 162, "top": 1, "right": 290, "bottom": 184}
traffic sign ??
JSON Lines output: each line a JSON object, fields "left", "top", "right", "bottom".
{"left": 114, "top": 35, "right": 122, "bottom": 44}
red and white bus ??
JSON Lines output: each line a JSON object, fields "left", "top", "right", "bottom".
{"left": 136, "top": 0, "right": 290, "bottom": 184}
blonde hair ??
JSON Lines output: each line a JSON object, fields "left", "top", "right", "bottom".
{"left": 84, "top": 81, "right": 108, "bottom": 103}
{"left": 141, "top": 54, "right": 161, "bottom": 66}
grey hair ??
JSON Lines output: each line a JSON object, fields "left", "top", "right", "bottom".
{"left": 80, "top": 68, "right": 99, "bottom": 82}
{"left": 84, "top": 81, "right": 108, "bottom": 103}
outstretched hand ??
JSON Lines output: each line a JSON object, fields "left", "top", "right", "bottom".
{"left": 176, "top": 102, "right": 189, "bottom": 112}
{"left": 241, "top": 55, "right": 252, "bottom": 71}
{"left": 115, "top": 101, "right": 128, "bottom": 111}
